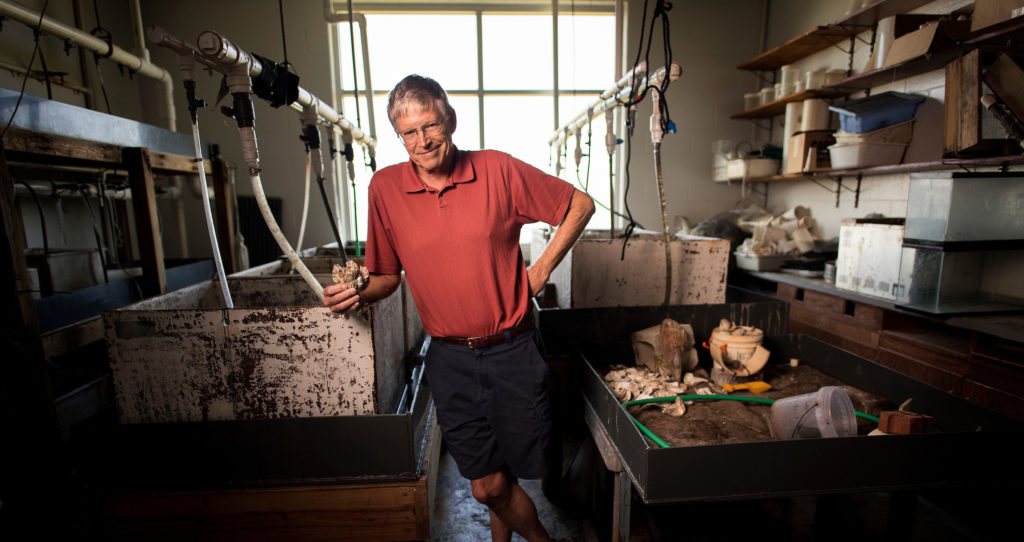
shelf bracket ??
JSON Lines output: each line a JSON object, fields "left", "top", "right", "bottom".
{"left": 749, "top": 118, "right": 772, "bottom": 132}
{"left": 823, "top": 35, "right": 854, "bottom": 56}
{"left": 811, "top": 174, "right": 861, "bottom": 208}
{"left": 741, "top": 180, "right": 769, "bottom": 207}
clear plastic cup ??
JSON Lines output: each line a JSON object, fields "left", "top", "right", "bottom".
{"left": 770, "top": 386, "right": 857, "bottom": 439}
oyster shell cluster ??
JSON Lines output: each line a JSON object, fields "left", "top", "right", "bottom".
{"left": 332, "top": 260, "right": 370, "bottom": 292}
{"left": 715, "top": 318, "right": 760, "bottom": 337}
{"left": 603, "top": 364, "right": 726, "bottom": 417}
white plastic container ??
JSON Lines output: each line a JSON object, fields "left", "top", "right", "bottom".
{"left": 725, "top": 158, "right": 779, "bottom": 180}
{"left": 805, "top": 69, "right": 826, "bottom": 89}
{"left": 744, "top": 92, "right": 760, "bottom": 111}
{"left": 770, "top": 386, "right": 857, "bottom": 440}
{"left": 734, "top": 252, "right": 789, "bottom": 271}
{"left": 828, "top": 141, "right": 907, "bottom": 169}
{"left": 833, "top": 119, "right": 915, "bottom": 145}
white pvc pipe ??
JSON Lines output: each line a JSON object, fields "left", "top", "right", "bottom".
{"left": 0, "top": 0, "right": 176, "bottom": 130}
{"left": 549, "top": 61, "right": 647, "bottom": 146}
{"left": 295, "top": 152, "right": 312, "bottom": 251}
{"left": 550, "top": 62, "right": 680, "bottom": 149}
{"left": 190, "top": 118, "right": 234, "bottom": 308}
{"left": 190, "top": 29, "right": 376, "bottom": 151}
{"left": 252, "top": 170, "right": 325, "bottom": 301}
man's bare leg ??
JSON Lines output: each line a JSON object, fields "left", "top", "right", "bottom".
{"left": 471, "top": 469, "right": 552, "bottom": 542}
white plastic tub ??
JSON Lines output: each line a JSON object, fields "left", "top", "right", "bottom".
{"left": 725, "top": 158, "right": 779, "bottom": 180}
{"left": 828, "top": 141, "right": 907, "bottom": 169}
{"left": 734, "top": 252, "right": 788, "bottom": 271}
{"left": 833, "top": 119, "right": 915, "bottom": 145}
{"left": 770, "top": 386, "right": 857, "bottom": 440}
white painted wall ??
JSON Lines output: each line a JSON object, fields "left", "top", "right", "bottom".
{"left": 619, "top": 0, "right": 766, "bottom": 235}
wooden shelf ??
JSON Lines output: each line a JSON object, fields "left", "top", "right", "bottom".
{"left": 739, "top": 153, "right": 1024, "bottom": 183}
{"left": 730, "top": 88, "right": 848, "bottom": 119}
{"left": 737, "top": 0, "right": 933, "bottom": 71}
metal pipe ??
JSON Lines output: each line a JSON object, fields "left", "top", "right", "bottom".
{"left": 0, "top": 0, "right": 176, "bottom": 130}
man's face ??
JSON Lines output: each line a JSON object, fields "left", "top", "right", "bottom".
{"left": 394, "top": 105, "right": 455, "bottom": 178}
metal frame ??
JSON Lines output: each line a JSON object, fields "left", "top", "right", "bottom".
{"left": 73, "top": 374, "right": 435, "bottom": 491}
{"left": 575, "top": 333, "right": 1023, "bottom": 504}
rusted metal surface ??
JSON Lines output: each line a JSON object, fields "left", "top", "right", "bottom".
{"left": 105, "top": 275, "right": 406, "bottom": 423}
{"left": 230, "top": 257, "right": 423, "bottom": 361}
{"left": 536, "top": 230, "right": 730, "bottom": 308}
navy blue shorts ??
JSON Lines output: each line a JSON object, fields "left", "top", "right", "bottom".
{"left": 425, "top": 327, "right": 551, "bottom": 481}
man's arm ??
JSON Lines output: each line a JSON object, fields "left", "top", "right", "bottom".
{"left": 324, "top": 272, "right": 401, "bottom": 313}
{"left": 527, "top": 188, "right": 595, "bottom": 296}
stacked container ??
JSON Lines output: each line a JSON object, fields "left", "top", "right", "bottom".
{"left": 827, "top": 92, "right": 925, "bottom": 168}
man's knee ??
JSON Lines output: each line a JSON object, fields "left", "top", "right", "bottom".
{"left": 471, "top": 470, "right": 511, "bottom": 507}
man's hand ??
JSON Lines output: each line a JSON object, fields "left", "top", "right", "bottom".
{"left": 527, "top": 265, "right": 548, "bottom": 298}
{"left": 323, "top": 283, "right": 362, "bottom": 313}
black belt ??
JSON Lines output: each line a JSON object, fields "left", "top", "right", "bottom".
{"left": 439, "top": 312, "right": 535, "bottom": 349}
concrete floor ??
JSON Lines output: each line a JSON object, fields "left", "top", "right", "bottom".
{"left": 431, "top": 448, "right": 588, "bottom": 542}
{"left": 430, "top": 440, "right": 1011, "bottom": 542}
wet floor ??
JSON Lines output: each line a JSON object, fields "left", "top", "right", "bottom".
{"left": 430, "top": 440, "right": 1011, "bottom": 542}
{"left": 431, "top": 448, "right": 588, "bottom": 542}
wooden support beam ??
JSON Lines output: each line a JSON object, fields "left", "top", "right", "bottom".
{"left": 123, "top": 147, "right": 166, "bottom": 297}
{"left": 211, "top": 150, "right": 236, "bottom": 274}
{"left": 1, "top": 126, "right": 120, "bottom": 164}
{"left": 149, "top": 150, "right": 212, "bottom": 175}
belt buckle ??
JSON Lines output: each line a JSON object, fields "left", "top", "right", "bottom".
{"left": 464, "top": 336, "right": 487, "bottom": 349}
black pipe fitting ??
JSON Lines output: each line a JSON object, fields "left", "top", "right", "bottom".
{"left": 183, "top": 80, "right": 207, "bottom": 124}
{"left": 231, "top": 92, "right": 256, "bottom": 128}
{"left": 302, "top": 124, "right": 321, "bottom": 150}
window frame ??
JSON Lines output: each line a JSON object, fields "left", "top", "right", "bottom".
{"left": 328, "top": 5, "right": 615, "bottom": 242}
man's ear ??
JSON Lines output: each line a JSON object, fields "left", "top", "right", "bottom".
{"left": 447, "top": 108, "right": 457, "bottom": 135}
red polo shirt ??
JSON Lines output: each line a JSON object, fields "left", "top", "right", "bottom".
{"left": 365, "top": 149, "right": 574, "bottom": 338}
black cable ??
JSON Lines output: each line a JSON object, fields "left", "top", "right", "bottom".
{"left": 14, "top": 180, "right": 49, "bottom": 257}
{"left": 620, "top": 127, "right": 640, "bottom": 260}
{"left": 1, "top": 0, "right": 51, "bottom": 141}
{"left": 76, "top": 185, "right": 109, "bottom": 283}
{"left": 277, "top": 0, "right": 290, "bottom": 68}
{"left": 90, "top": 0, "right": 113, "bottom": 113}
{"left": 36, "top": 34, "right": 53, "bottom": 99}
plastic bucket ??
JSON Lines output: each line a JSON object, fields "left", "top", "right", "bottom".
{"left": 770, "top": 386, "right": 857, "bottom": 440}
{"left": 707, "top": 327, "right": 763, "bottom": 369}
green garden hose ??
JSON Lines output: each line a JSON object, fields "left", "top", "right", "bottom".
{"left": 621, "top": 394, "right": 881, "bottom": 449}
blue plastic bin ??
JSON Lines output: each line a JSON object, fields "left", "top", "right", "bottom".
{"left": 828, "top": 92, "right": 925, "bottom": 134}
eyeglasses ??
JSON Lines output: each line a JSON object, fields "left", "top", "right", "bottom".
{"left": 397, "top": 120, "right": 445, "bottom": 144}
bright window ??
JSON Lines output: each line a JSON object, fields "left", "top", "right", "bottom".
{"left": 334, "top": 10, "right": 614, "bottom": 243}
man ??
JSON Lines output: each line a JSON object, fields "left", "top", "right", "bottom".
{"left": 324, "top": 74, "right": 594, "bottom": 542}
